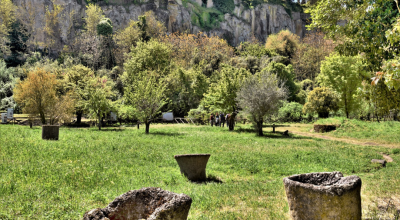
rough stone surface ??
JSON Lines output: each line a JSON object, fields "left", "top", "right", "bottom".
{"left": 283, "top": 171, "right": 362, "bottom": 220}
{"left": 174, "top": 154, "right": 211, "bottom": 181}
{"left": 14, "top": 0, "right": 310, "bottom": 54}
{"left": 371, "top": 159, "right": 387, "bottom": 167}
{"left": 42, "top": 125, "right": 59, "bottom": 140}
{"left": 83, "top": 188, "right": 192, "bottom": 220}
{"left": 314, "top": 124, "right": 338, "bottom": 133}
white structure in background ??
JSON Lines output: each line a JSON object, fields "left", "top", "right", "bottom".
{"left": 162, "top": 112, "right": 174, "bottom": 122}
{"left": 1, "top": 113, "right": 7, "bottom": 123}
{"left": 7, "top": 108, "right": 13, "bottom": 119}
{"left": 110, "top": 112, "right": 117, "bottom": 121}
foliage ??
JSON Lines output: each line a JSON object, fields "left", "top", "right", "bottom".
{"left": 44, "top": 1, "right": 64, "bottom": 53}
{"left": 291, "top": 31, "right": 335, "bottom": 82}
{"left": 81, "top": 75, "right": 114, "bottom": 130}
{"left": 202, "top": 64, "right": 250, "bottom": 114}
{"left": 189, "top": 2, "right": 224, "bottom": 30}
{"left": 237, "top": 38, "right": 276, "bottom": 58}
{"left": 318, "top": 53, "right": 366, "bottom": 118}
{"left": 0, "top": 0, "right": 16, "bottom": 56}
{"left": 124, "top": 72, "right": 168, "bottom": 134}
{"left": 160, "top": 32, "right": 234, "bottom": 71}
{"left": 307, "top": 0, "right": 400, "bottom": 71}
{"left": 84, "top": 4, "right": 105, "bottom": 36}
{"left": 265, "top": 30, "right": 299, "bottom": 63}
{"left": 122, "top": 39, "right": 171, "bottom": 85}
{"left": 0, "top": 60, "right": 16, "bottom": 111}
{"left": 264, "top": 62, "right": 299, "bottom": 102}
{"left": 97, "top": 18, "right": 113, "bottom": 36}
{"left": 13, "top": 68, "right": 75, "bottom": 124}
{"left": 213, "top": 0, "right": 234, "bottom": 14}
{"left": 303, "top": 87, "right": 339, "bottom": 118}
{"left": 236, "top": 71, "right": 287, "bottom": 135}
{"left": 278, "top": 101, "right": 304, "bottom": 122}
{"left": 142, "top": 11, "right": 167, "bottom": 39}
{"left": 5, "top": 21, "right": 29, "bottom": 67}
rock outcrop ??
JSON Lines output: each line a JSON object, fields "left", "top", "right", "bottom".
{"left": 13, "top": 0, "right": 310, "bottom": 53}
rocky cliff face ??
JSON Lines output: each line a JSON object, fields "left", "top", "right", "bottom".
{"left": 13, "top": 0, "right": 309, "bottom": 51}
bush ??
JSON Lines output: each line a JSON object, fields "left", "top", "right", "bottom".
{"left": 97, "top": 18, "right": 113, "bottom": 36}
{"left": 278, "top": 101, "right": 303, "bottom": 122}
{"left": 303, "top": 87, "right": 339, "bottom": 118}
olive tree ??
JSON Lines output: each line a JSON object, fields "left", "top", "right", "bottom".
{"left": 236, "top": 71, "right": 287, "bottom": 136}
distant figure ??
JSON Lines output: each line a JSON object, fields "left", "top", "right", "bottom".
{"left": 283, "top": 130, "right": 289, "bottom": 136}
{"left": 215, "top": 113, "right": 219, "bottom": 126}
{"left": 210, "top": 113, "right": 214, "bottom": 126}
{"left": 226, "top": 113, "right": 230, "bottom": 128}
{"left": 220, "top": 112, "right": 225, "bottom": 127}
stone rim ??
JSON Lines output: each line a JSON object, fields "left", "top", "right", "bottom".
{"left": 174, "top": 154, "right": 211, "bottom": 158}
{"left": 283, "top": 171, "right": 362, "bottom": 196}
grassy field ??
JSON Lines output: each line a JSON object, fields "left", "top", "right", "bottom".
{"left": 0, "top": 123, "right": 399, "bottom": 219}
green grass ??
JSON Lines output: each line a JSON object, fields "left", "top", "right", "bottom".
{"left": 315, "top": 117, "right": 400, "bottom": 145}
{"left": 0, "top": 124, "right": 399, "bottom": 219}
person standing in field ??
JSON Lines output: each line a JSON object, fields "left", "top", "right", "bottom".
{"left": 210, "top": 113, "right": 214, "bottom": 126}
{"left": 226, "top": 113, "right": 230, "bottom": 128}
{"left": 220, "top": 112, "right": 225, "bottom": 127}
{"left": 215, "top": 112, "right": 219, "bottom": 126}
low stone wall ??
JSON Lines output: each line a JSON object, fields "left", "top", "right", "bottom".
{"left": 42, "top": 125, "right": 59, "bottom": 140}
{"left": 83, "top": 187, "right": 192, "bottom": 220}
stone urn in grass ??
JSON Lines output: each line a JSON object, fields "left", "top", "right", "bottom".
{"left": 83, "top": 187, "right": 192, "bottom": 220}
{"left": 174, "top": 154, "right": 211, "bottom": 181}
{"left": 283, "top": 171, "right": 362, "bottom": 220}
{"left": 42, "top": 125, "right": 59, "bottom": 140}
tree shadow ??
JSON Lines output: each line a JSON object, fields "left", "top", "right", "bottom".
{"left": 235, "top": 127, "right": 311, "bottom": 139}
{"left": 191, "top": 174, "right": 223, "bottom": 184}
{"left": 98, "top": 128, "right": 125, "bottom": 132}
{"left": 262, "top": 124, "right": 291, "bottom": 128}
{"left": 147, "top": 132, "right": 184, "bottom": 137}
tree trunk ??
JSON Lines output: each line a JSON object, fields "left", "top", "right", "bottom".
{"left": 98, "top": 113, "right": 101, "bottom": 130}
{"left": 137, "top": 122, "right": 140, "bottom": 129}
{"left": 257, "top": 120, "right": 263, "bottom": 136}
{"left": 77, "top": 110, "right": 83, "bottom": 124}
{"left": 40, "top": 112, "right": 46, "bottom": 125}
{"left": 229, "top": 112, "right": 236, "bottom": 131}
{"left": 29, "top": 121, "right": 33, "bottom": 128}
{"left": 145, "top": 122, "right": 150, "bottom": 134}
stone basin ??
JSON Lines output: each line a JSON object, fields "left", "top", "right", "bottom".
{"left": 174, "top": 154, "right": 211, "bottom": 181}
{"left": 42, "top": 125, "right": 59, "bottom": 140}
{"left": 283, "top": 171, "right": 362, "bottom": 220}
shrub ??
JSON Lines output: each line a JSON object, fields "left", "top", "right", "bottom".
{"left": 303, "top": 87, "right": 339, "bottom": 118}
{"left": 97, "top": 18, "right": 113, "bottom": 36}
{"left": 278, "top": 101, "right": 303, "bottom": 122}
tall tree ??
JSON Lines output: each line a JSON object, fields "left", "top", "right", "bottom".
{"left": 124, "top": 72, "right": 168, "bottom": 134}
{"left": 0, "top": 0, "right": 16, "bottom": 56}
{"left": 318, "top": 53, "right": 366, "bottom": 118}
{"left": 236, "top": 71, "right": 287, "bottom": 136}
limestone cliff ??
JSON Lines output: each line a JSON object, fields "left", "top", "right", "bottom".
{"left": 13, "top": 0, "right": 309, "bottom": 51}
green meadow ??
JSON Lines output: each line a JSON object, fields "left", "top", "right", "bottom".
{"left": 0, "top": 123, "right": 399, "bottom": 219}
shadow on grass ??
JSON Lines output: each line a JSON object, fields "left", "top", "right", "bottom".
{"left": 262, "top": 124, "right": 291, "bottom": 128}
{"left": 191, "top": 174, "right": 223, "bottom": 184}
{"left": 98, "top": 128, "right": 125, "bottom": 132}
{"left": 235, "top": 128, "right": 311, "bottom": 139}
{"left": 147, "top": 131, "right": 184, "bottom": 137}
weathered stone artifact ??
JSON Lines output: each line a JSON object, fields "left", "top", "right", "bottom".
{"left": 314, "top": 124, "right": 338, "bottom": 133}
{"left": 283, "top": 171, "right": 362, "bottom": 220}
{"left": 174, "top": 154, "right": 211, "bottom": 181}
{"left": 83, "top": 187, "right": 192, "bottom": 220}
{"left": 371, "top": 159, "right": 387, "bottom": 167}
{"left": 42, "top": 125, "right": 59, "bottom": 140}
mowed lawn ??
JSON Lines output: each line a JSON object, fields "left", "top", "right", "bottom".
{"left": 0, "top": 123, "right": 399, "bottom": 219}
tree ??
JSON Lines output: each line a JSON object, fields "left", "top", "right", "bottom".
{"left": 291, "top": 31, "right": 335, "bottom": 82}
{"left": 84, "top": 4, "right": 104, "bottom": 36}
{"left": 265, "top": 30, "right": 299, "bottom": 64}
{"left": 44, "top": 2, "right": 64, "bottom": 55}
{"left": 122, "top": 39, "right": 171, "bottom": 85}
{"left": 318, "top": 53, "right": 366, "bottom": 118}
{"left": 236, "top": 71, "right": 287, "bottom": 136}
{"left": 307, "top": 0, "right": 400, "bottom": 71}
{"left": 202, "top": 64, "right": 250, "bottom": 130}
{"left": 62, "top": 64, "right": 94, "bottom": 123}
{"left": 303, "top": 87, "right": 339, "bottom": 118}
{"left": 124, "top": 72, "right": 168, "bottom": 134}
{"left": 264, "top": 62, "right": 299, "bottom": 102}
{"left": 81, "top": 75, "right": 114, "bottom": 130}
{"left": 97, "top": 18, "right": 115, "bottom": 69}
{"left": 13, "top": 68, "right": 75, "bottom": 124}
{"left": 0, "top": 59, "right": 16, "bottom": 111}
{"left": 0, "top": 0, "right": 16, "bottom": 56}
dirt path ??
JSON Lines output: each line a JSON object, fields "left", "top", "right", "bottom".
{"left": 288, "top": 130, "right": 398, "bottom": 148}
